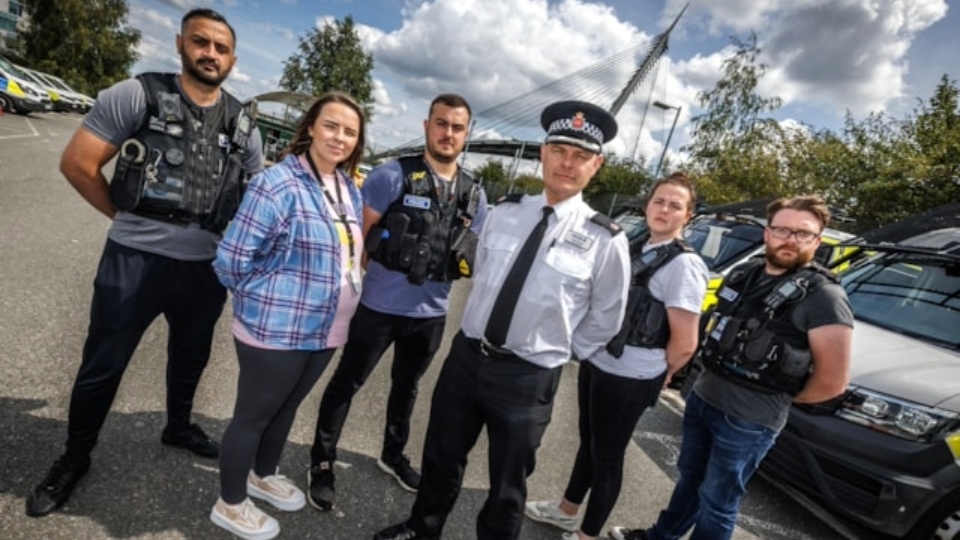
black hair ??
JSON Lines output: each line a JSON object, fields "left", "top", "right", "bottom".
{"left": 181, "top": 8, "right": 236, "bottom": 44}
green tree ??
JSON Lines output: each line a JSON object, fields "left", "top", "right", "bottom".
{"left": 281, "top": 16, "right": 375, "bottom": 119}
{"left": 686, "top": 34, "right": 789, "bottom": 204}
{"left": 17, "top": 0, "right": 140, "bottom": 95}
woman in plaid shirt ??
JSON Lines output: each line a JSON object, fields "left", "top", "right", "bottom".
{"left": 210, "top": 91, "right": 366, "bottom": 540}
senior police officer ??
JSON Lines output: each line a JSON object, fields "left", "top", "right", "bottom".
{"left": 306, "top": 94, "right": 488, "bottom": 511}
{"left": 373, "top": 100, "right": 631, "bottom": 540}
{"left": 610, "top": 195, "right": 854, "bottom": 540}
{"left": 26, "top": 8, "right": 263, "bottom": 518}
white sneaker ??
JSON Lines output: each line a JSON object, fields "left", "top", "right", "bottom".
{"left": 247, "top": 471, "right": 306, "bottom": 512}
{"left": 210, "top": 497, "right": 280, "bottom": 540}
{"left": 524, "top": 499, "right": 579, "bottom": 532}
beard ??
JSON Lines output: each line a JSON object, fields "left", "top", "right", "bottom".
{"left": 180, "top": 51, "right": 230, "bottom": 87}
{"left": 765, "top": 244, "right": 815, "bottom": 272}
{"left": 425, "top": 138, "right": 460, "bottom": 164}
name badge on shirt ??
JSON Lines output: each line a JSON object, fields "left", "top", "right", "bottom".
{"left": 403, "top": 194, "right": 431, "bottom": 210}
{"left": 718, "top": 286, "right": 738, "bottom": 302}
{"left": 563, "top": 230, "right": 594, "bottom": 250}
{"left": 218, "top": 133, "right": 231, "bottom": 148}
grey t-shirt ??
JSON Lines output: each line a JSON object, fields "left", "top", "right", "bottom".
{"left": 693, "top": 268, "right": 854, "bottom": 431}
{"left": 83, "top": 76, "right": 264, "bottom": 261}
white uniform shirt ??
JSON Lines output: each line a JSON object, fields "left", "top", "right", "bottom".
{"left": 460, "top": 192, "right": 631, "bottom": 368}
{"left": 588, "top": 239, "right": 709, "bottom": 379}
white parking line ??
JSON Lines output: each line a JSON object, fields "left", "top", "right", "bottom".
{"left": 0, "top": 117, "right": 39, "bottom": 139}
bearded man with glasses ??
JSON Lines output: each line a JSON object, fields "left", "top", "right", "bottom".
{"left": 610, "top": 195, "right": 854, "bottom": 540}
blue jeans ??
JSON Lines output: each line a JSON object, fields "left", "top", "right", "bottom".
{"left": 648, "top": 391, "right": 779, "bottom": 540}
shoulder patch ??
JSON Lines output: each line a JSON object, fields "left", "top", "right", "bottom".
{"left": 589, "top": 213, "right": 623, "bottom": 236}
{"left": 496, "top": 193, "right": 524, "bottom": 205}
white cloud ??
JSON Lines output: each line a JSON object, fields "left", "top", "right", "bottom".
{"left": 692, "top": 0, "right": 948, "bottom": 116}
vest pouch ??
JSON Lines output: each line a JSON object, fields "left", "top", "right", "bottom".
{"left": 716, "top": 316, "right": 744, "bottom": 354}
{"left": 742, "top": 330, "right": 775, "bottom": 364}
{"left": 779, "top": 342, "right": 812, "bottom": 377}
{"left": 634, "top": 301, "right": 668, "bottom": 347}
{"left": 383, "top": 213, "right": 410, "bottom": 262}
{"left": 408, "top": 241, "right": 432, "bottom": 285}
{"left": 398, "top": 234, "right": 417, "bottom": 269}
{"left": 365, "top": 226, "right": 386, "bottom": 254}
{"left": 109, "top": 152, "right": 146, "bottom": 211}
{"left": 606, "top": 287, "right": 644, "bottom": 358}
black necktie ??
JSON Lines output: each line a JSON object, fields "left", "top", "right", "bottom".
{"left": 484, "top": 206, "right": 554, "bottom": 347}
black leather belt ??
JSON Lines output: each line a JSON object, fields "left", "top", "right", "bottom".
{"left": 466, "top": 337, "right": 521, "bottom": 361}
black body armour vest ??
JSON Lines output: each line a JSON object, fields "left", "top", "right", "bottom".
{"left": 366, "top": 156, "right": 480, "bottom": 284}
{"left": 700, "top": 261, "right": 837, "bottom": 395}
{"left": 606, "top": 239, "right": 695, "bottom": 357}
{"left": 109, "top": 73, "right": 243, "bottom": 228}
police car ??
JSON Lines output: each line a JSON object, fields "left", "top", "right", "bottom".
{"left": 759, "top": 203, "right": 960, "bottom": 540}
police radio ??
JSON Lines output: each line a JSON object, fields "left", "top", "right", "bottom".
{"left": 762, "top": 276, "right": 807, "bottom": 314}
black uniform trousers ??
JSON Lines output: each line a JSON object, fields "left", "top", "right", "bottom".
{"left": 65, "top": 239, "right": 226, "bottom": 459}
{"left": 408, "top": 331, "right": 562, "bottom": 540}
{"left": 310, "top": 303, "right": 446, "bottom": 465}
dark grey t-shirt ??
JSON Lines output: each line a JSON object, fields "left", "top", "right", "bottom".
{"left": 693, "top": 268, "right": 854, "bottom": 431}
{"left": 83, "top": 76, "right": 264, "bottom": 261}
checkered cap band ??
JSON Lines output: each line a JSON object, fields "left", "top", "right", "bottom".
{"left": 547, "top": 117, "right": 604, "bottom": 145}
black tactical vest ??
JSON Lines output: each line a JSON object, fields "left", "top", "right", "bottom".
{"left": 606, "top": 238, "right": 696, "bottom": 357}
{"left": 700, "top": 261, "right": 837, "bottom": 395}
{"left": 366, "top": 156, "right": 480, "bottom": 284}
{"left": 108, "top": 73, "right": 243, "bottom": 226}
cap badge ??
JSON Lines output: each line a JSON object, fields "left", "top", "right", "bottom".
{"left": 572, "top": 112, "right": 585, "bottom": 129}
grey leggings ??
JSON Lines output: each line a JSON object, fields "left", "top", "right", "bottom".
{"left": 219, "top": 339, "right": 335, "bottom": 503}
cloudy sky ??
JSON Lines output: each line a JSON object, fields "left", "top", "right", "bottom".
{"left": 128, "top": 0, "right": 956, "bottom": 168}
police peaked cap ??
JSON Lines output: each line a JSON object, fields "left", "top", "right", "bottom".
{"left": 541, "top": 100, "right": 618, "bottom": 154}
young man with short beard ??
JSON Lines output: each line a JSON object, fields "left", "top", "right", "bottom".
{"left": 610, "top": 195, "right": 854, "bottom": 540}
{"left": 27, "top": 8, "right": 263, "bottom": 518}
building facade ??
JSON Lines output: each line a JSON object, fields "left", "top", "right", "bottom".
{"left": 0, "top": 0, "right": 26, "bottom": 51}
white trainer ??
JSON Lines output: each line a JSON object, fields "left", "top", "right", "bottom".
{"left": 247, "top": 471, "right": 306, "bottom": 512}
{"left": 524, "top": 499, "right": 579, "bottom": 532}
{"left": 210, "top": 497, "right": 280, "bottom": 540}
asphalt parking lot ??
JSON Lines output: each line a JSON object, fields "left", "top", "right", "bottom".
{"left": 0, "top": 111, "right": 867, "bottom": 539}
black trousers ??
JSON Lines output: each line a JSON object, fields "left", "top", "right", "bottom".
{"left": 65, "top": 239, "right": 226, "bottom": 458}
{"left": 563, "top": 361, "right": 665, "bottom": 536}
{"left": 220, "top": 341, "right": 334, "bottom": 503}
{"left": 409, "top": 332, "right": 562, "bottom": 540}
{"left": 310, "top": 303, "right": 446, "bottom": 465}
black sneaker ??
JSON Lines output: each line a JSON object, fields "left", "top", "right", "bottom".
{"left": 161, "top": 423, "right": 219, "bottom": 458}
{"left": 609, "top": 526, "right": 649, "bottom": 540}
{"left": 372, "top": 521, "right": 439, "bottom": 540}
{"left": 25, "top": 456, "right": 91, "bottom": 517}
{"left": 307, "top": 461, "right": 335, "bottom": 511}
{"left": 377, "top": 455, "right": 420, "bottom": 492}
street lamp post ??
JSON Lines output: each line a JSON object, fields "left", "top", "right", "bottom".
{"left": 653, "top": 100, "right": 681, "bottom": 179}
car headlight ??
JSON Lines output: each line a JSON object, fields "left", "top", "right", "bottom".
{"left": 836, "top": 388, "right": 960, "bottom": 443}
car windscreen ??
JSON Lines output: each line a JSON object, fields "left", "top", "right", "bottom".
{"left": 614, "top": 212, "right": 649, "bottom": 244}
{"left": 682, "top": 218, "right": 765, "bottom": 273}
{"left": 841, "top": 257, "right": 960, "bottom": 349}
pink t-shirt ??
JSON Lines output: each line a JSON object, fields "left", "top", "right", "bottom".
{"left": 319, "top": 170, "right": 363, "bottom": 347}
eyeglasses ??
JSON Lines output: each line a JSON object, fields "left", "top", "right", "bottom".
{"left": 767, "top": 226, "right": 820, "bottom": 243}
